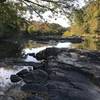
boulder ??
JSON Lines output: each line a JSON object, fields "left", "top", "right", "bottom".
{"left": 16, "top": 69, "right": 29, "bottom": 78}
{"left": 10, "top": 74, "right": 22, "bottom": 83}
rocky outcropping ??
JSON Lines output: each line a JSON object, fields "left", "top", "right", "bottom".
{"left": 10, "top": 47, "right": 100, "bottom": 100}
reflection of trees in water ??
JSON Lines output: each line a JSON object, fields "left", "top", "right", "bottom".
{"left": 75, "top": 36, "right": 100, "bottom": 50}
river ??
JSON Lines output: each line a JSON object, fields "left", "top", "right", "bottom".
{"left": 0, "top": 36, "right": 99, "bottom": 94}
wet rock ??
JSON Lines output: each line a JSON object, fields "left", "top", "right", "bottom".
{"left": 10, "top": 74, "right": 22, "bottom": 83}
{"left": 26, "top": 96, "right": 44, "bottom": 100}
{"left": 80, "top": 51, "right": 100, "bottom": 62}
{"left": 28, "top": 47, "right": 64, "bottom": 61}
{"left": 48, "top": 67, "right": 91, "bottom": 84}
{"left": 21, "top": 83, "right": 47, "bottom": 93}
{"left": 32, "top": 62, "right": 45, "bottom": 70}
{"left": 16, "top": 69, "right": 29, "bottom": 78}
{"left": 22, "top": 69, "right": 48, "bottom": 83}
{"left": 46, "top": 80, "right": 100, "bottom": 100}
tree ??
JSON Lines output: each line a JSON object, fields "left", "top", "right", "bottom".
{"left": 64, "top": 0, "right": 100, "bottom": 36}
{"left": 0, "top": 0, "right": 85, "bottom": 38}
{"left": 0, "top": 1, "right": 28, "bottom": 38}
{"left": 0, "top": 0, "right": 6, "bottom": 3}
{"left": 27, "top": 22, "right": 66, "bottom": 36}
{"left": 0, "top": 2, "right": 18, "bottom": 38}
{"left": 1, "top": 0, "right": 82, "bottom": 21}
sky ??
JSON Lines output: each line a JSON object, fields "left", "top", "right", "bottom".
{"left": 23, "top": 0, "right": 86, "bottom": 27}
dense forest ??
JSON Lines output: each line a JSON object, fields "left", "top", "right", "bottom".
{"left": 0, "top": 0, "right": 100, "bottom": 38}
{"left": 63, "top": 0, "right": 100, "bottom": 36}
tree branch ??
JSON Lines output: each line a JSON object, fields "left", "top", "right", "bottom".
{"left": 24, "top": 0, "right": 54, "bottom": 11}
{"left": 23, "top": 1, "right": 45, "bottom": 21}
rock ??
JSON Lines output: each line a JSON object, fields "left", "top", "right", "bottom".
{"left": 16, "top": 69, "right": 29, "bottom": 78}
{"left": 10, "top": 47, "right": 100, "bottom": 100}
{"left": 26, "top": 96, "right": 44, "bottom": 100}
{"left": 48, "top": 67, "right": 91, "bottom": 84}
{"left": 22, "top": 69, "right": 48, "bottom": 83}
{"left": 27, "top": 53, "right": 35, "bottom": 58}
{"left": 0, "top": 95, "right": 14, "bottom": 100}
{"left": 80, "top": 51, "right": 100, "bottom": 62}
{"left": 28, "top": 47, "right": 64, "bottom": 61}
{"left": 21, "top": 83, "right": 47, "bottom": 93}
{"left": 32, "top": 62, "right": 45, "bottom": 70}
{"left": 10, "top": 75, "right": 22, "bottom": 83}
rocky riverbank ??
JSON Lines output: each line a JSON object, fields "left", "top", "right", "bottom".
{"left": 2, "top": 47, "right": 100, "bottom": 100}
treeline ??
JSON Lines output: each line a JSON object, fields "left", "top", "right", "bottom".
{"left": 0, "top": 1, "right": 66, "bottom": 39}
{"left": 63, "top": 0, "right": 100, "bottom": 37}
{"left": 27, "top": 22, "right": 66, "bottom": 37}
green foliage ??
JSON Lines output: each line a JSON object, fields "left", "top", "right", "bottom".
{"left": 27, "top": 22, "right": 66, "bottom": 36}
{"left": 0, "top": 2, "right": 18, "bottom": 38}
{"left": 64, "top": 0, "right": 100, "bottom": 36}
{"left": 0, "top": 1, "right": 28, "bottom": 38}
{"left": 71, "top": 9, "right": 84, "bottom": 26}
{"left": 0, "top": 0, "right": 6, "bottom": 3}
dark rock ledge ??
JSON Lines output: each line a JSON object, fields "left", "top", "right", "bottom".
{"left": 10, "top": 47, "right": 100, "bottom": 100}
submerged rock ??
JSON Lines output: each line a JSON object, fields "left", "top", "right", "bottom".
{"left": 27, "top": 47, "right": 66, "bottom": 61}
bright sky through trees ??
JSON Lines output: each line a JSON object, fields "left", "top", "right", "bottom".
{"left": 22, "top": 0, "right": 86, "bottom": 27}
